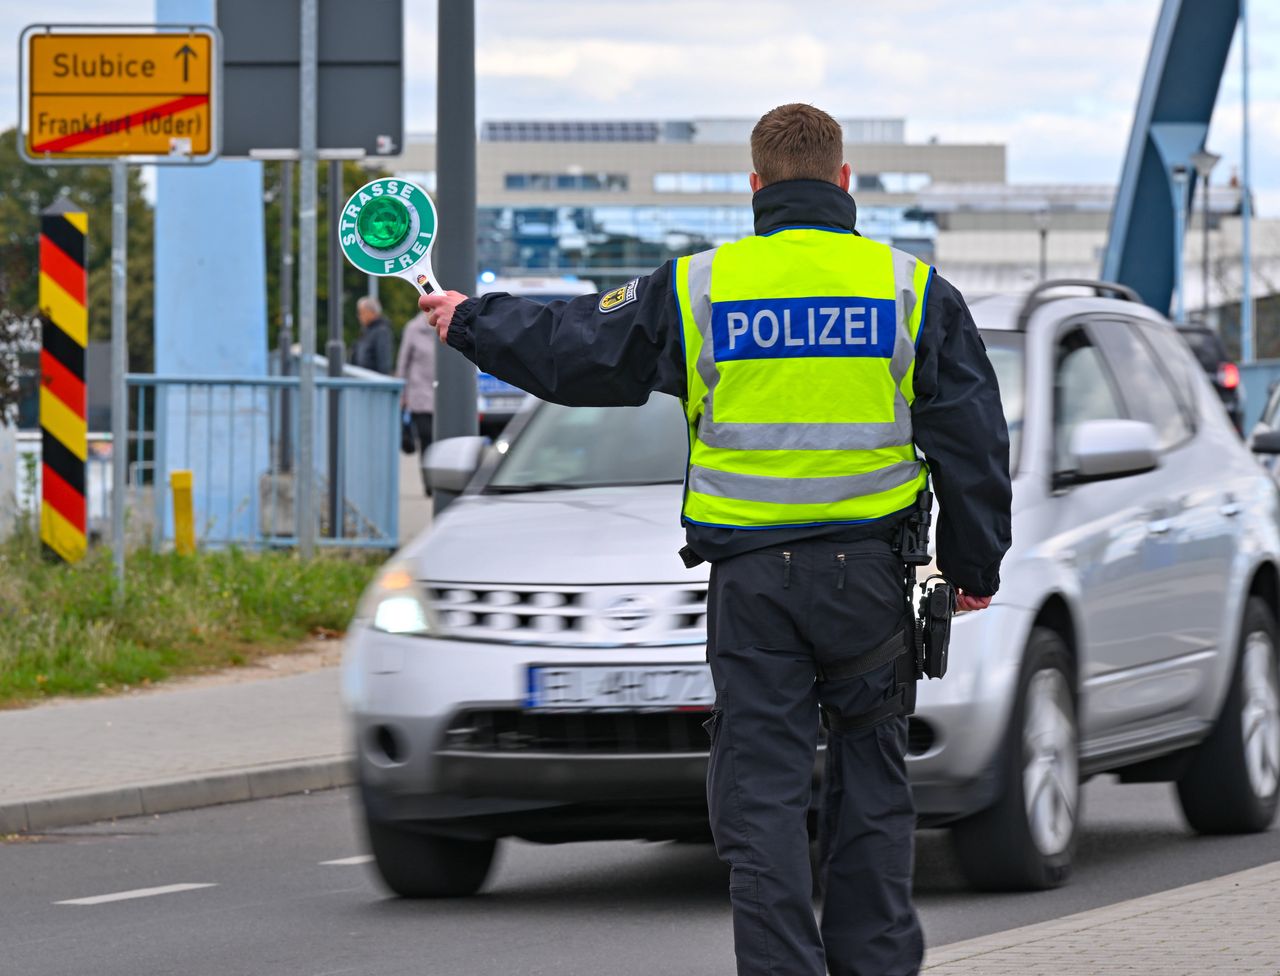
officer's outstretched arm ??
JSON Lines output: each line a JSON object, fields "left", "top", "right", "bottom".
{"left": 910, "top": 274, "right": 1013, "bottom": 598}
{"left": 419, "top": 265, "right": 686, "bottom": 408}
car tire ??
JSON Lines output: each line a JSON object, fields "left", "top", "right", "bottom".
{"left": 365, "top": 818, "right": 497, "bottom": 898}
{"left": 1176, "top": 596, "right": 1280, "bottom": 835}
{"left": 951, "top": 627, "right": 1079, "bottom": 892}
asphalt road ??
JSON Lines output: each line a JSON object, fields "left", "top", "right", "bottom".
{"left": 3, "top": 778, "right": 1279, "bottom": 976}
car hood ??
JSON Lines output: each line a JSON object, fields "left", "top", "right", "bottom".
{"left": 400, "top": 484, "right": 708, "bottom": 585}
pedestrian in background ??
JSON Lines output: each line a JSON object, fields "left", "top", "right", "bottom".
{"left": 351, "top": 296, "right": 395, "bottom": 375}
{"left": 421, "top": 103, "right": 1011, "bottom": 976}
{"left": 397, "top": 308, "right": 437, "bottom": 494}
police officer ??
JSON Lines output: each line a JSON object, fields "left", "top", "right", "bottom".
{"left": 422, "top": 103, "right": 1011, "bottom": 976}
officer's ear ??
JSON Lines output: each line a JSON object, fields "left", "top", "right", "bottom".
{"left": 749, "top": 172, "right": 765, "bottom": 193}
{"left": 837, "top": 163, "right": 852, "bottom": 193}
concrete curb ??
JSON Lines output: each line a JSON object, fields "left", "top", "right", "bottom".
{"left": 0, "top": 757, "right": 355, "bottom": 834}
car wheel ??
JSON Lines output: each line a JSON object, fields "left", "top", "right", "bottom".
{"left": 952, "top": 627, "right": 1079, "bottom": 891}
{"left": 1176, "top": 596, "right": 1280, "bottom": 835}
{"left": 365, "top": 818, "right": 497, "bottom": 898}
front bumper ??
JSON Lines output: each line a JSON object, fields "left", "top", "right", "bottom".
{"left": 344, "top": 602, "right": 1033, "bottom": 828}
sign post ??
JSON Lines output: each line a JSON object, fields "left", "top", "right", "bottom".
{"left": 20, "top": 24, "right": 221, "bottom": 588}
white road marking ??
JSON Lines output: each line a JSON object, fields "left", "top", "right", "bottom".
{"left": 56, "top": 883, "right": 217, "bottom": 906}
{"left": 319, "top": 855, "right": 373, "bottom": 866}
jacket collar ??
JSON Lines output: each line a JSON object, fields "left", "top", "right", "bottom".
{"left": 752, "top": 179, "right": 858, "bottom": 236}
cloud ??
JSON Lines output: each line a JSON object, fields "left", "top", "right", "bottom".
{"left": 1, "top": 0, "right": 1275, "bottom": 213}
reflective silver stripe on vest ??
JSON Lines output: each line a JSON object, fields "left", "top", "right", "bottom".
{"left": 697, "top": 398, "right": 912, "bottom": 451}
{"left": 687, "top": 247, "right": 720, "bottom": 421}
{"left": 688, "top": 460, "right": 924, "bottom": 505}
{"left": 889, "top": 248, "right": 921, "bottom": 390}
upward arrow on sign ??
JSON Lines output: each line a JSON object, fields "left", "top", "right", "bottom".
{"left": 175, "top": 43, "right": 198, "bottom": 83}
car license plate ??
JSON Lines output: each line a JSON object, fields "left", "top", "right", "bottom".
{"left": 479, "top": 395, "right": 526, "bottom": 415}
{"left": 526, "top": 664, "right": 714, "bottom": 710}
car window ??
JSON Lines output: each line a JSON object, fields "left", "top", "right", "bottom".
{"left": 487, "top": 394, "right": 688, "bottom": 491}
{"left": 1135, "top": 322, "right": 1200, "bottom": 422}
{"left": 980, "top": 331, "right": 1024, "bottom": 473}
{"left": 1093, "top": 321, "right": 1193, "bottom": 450}
{"left": 1054, "top": 329, "right": 1125, "bottom": 472}
{"left": 1263, "top": 383, "right": 1280, "bottom": 429}
{"left": 1176, "top": 328, "right": 1226, "bottom": 371}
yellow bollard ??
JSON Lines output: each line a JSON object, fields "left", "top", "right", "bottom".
{"left": 170, "top": 469, "right": 196, "bottom": 555}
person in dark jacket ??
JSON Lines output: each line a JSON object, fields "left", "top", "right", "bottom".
{"left": 351, "top": 296, "right": 395, "bottom": 375}
{"left": 422, "top": 104, "right": 1011, "bottom": 976}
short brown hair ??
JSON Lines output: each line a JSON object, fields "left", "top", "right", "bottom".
{"left": 750, "top": 104, "right": 844, "bottom": 186}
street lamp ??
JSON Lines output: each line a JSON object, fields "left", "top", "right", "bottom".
{"left": 1190, "top": 149, "right": 1221, "bottom": 320}
{"left": 1033, "top": 208, "right": 1050, "bottom": 281}
{"left": 1170, "top": 164, "right": 1190, "bottom": 323}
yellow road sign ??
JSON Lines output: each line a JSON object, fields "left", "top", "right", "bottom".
{"left": 22, "top": 27, "right": 218, "bottom": 162}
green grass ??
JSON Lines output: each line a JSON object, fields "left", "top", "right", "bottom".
{"left": 0, "top": 534, "right": 381, "bottom": 707}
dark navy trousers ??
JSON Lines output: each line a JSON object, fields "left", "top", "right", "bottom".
{"left": 704, "top": 538, "right": 923, "bottom": 976}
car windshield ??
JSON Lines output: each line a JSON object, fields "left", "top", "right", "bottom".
{"left": 486, "top": 394, "right": 689, "bottom": 492}
{"left": 979, "top": 331, "right": 1025, "bottom": 472}
{"left": 488, "top": 336, "right": 1023, "bottom": 492}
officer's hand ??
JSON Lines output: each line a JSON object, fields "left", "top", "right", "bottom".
{"left": 955, "top": 590, "right": 992, "bottom": 612}
{"left": 419, "top": 291, "right": 469, "bottom": 342}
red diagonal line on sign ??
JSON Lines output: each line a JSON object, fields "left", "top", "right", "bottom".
{"left": 30, "top": 93, "right": 209, "bottom": 154}
{"left": 39, "top": 235, "right": 87, "bottom": 304}
{"left": 40, "top": 349, "right": 87, "bottom": 421}
{"left": 42, "top": 462, "right": 86, "bottom": 534}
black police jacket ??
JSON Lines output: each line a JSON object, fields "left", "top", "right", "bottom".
{"left": 445, "top": 179, "right": 1012, "bottom": 596}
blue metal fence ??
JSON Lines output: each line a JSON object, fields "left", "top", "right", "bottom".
{"left": 126, "top": 369, "right": 402, "bottom": 551}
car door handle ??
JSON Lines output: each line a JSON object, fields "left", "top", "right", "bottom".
{"left": 1147, "top": 518, "right": 1172, "bottom": 536}
{"left": 1220, "top": 502, "right": 1242, "bottom": 518}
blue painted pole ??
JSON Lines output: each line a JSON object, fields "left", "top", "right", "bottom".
{"left": 1240, "top": 0, "right": 1255, "bottom": 362}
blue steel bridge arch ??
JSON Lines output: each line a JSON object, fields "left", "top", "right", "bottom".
{"left": 1102, "top": 0, "right": 1242, "bottom": 315}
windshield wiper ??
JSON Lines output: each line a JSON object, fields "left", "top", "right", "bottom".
{"left": 485, "top": 479, "right": 682, "bottom": 494}
{"left": 484, "top": 482, "right": 591, "bottom": 494}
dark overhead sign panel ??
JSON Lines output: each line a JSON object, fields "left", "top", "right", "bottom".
{"left": 216, "top": 0, "right": 403, "bottom": 158}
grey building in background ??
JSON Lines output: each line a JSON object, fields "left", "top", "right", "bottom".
{"left": 388, "top": 117, "right": 1005, "bottom": 288}
{"left": 384, "top": 117, "right": 1273, "bottom": 308}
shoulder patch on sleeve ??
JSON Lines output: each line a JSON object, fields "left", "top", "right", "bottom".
{"left": 598, "top": 278, "right": 639, "bottom": 314}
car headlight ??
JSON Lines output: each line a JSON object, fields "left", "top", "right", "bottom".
{"left": 356, "top": 561, "right": 435, "bottom": 636}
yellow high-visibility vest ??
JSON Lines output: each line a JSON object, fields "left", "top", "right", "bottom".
{"left": 674, "top": 228, "right": 932, "bottom": 529}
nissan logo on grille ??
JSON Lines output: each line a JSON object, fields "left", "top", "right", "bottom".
{"left": 600, "top": 595, "right": 654, "bottom": 631}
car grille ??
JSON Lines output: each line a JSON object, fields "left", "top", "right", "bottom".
{"left": 424, "top": 582, "right": 708, "bottom": 646}
{"left": 443, "top": 708, "right": 711, "bottom": 755}
{"left": 443, "top": 710, "right": 936, "bottom": 759}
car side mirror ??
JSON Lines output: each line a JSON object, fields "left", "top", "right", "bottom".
{"left": 1059, "top": 419, "right": 1160, "bottom": 486}
{"left": 424, "top": 436, "right": 488, "bottom": 493}
{"left": 1251, "top": 428, "right": 1280, "bottom": 455}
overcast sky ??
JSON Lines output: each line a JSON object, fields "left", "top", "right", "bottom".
{"left": 3, "top": 0, "right": 1277, "bottom": 214}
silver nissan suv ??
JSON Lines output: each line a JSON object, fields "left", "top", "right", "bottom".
{"left": 343, "top": 280, "right": 1280, "bottom": 897}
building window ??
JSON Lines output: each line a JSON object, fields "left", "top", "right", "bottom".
{"left": 855, "top": 172, "right": 930, "bottom": 194}
{"left": 653, "top": 172, "right": 749, "bottom": 194}
{"left": 505, "top": 172, "right": 629, "bottom": 191}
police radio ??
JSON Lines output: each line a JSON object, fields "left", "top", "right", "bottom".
{"left": 896, "top": 487, "right": 954, "bottom": 681}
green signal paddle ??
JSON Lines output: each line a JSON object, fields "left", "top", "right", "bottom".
{"left": 338, "top": 177, "right": 442, "bottom": 296}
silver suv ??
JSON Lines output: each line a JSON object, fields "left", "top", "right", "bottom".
{"left": 343, "top": 280, "right": 1280, "bottom": 896}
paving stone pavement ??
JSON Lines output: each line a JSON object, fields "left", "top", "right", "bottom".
{"left": 923, "top": 859, "right": 1280, "bottom": 975}
{"left": 0, "top": 667, "right": 352, "bottom": 833}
